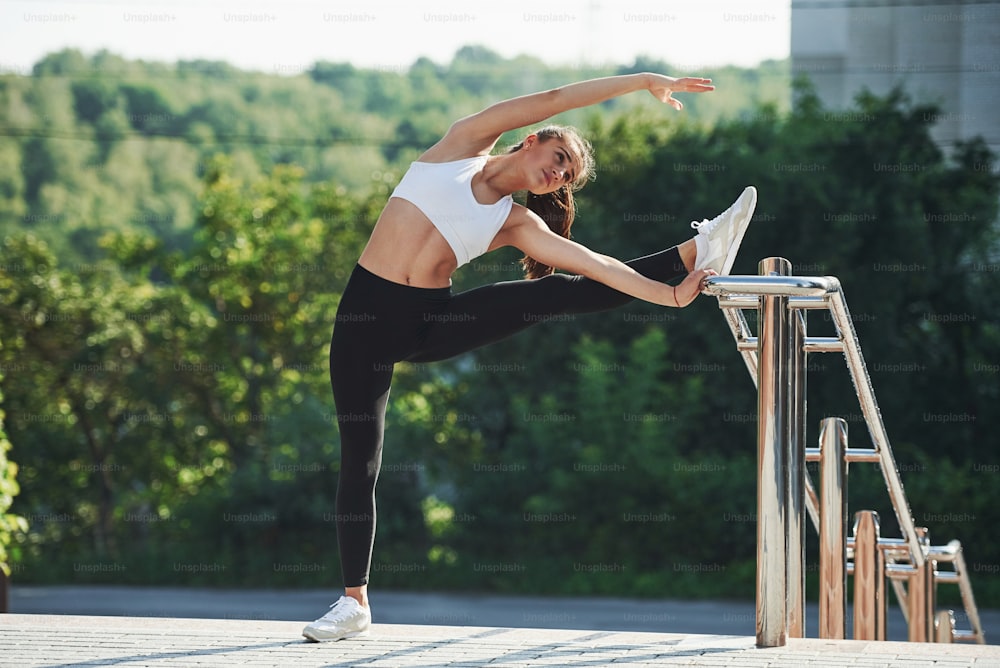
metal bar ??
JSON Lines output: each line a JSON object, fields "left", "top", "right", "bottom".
{"left": 819, "top": 418, "right": 848, "bottom": 639}
{"left": 717, "top": 296, "right": 762, "bottom": 310}
{"left": 722, "top": 307, "right": 758, "bottom": 383}
{"left": 828, "top": 289, "right": 925, "bottom": 569}
{"left": 848, "top": 562, "right": 914, "bottom": 576}
{"left": 935, "top": 611, "right": 956, "bottom": 643}
{"left": 805, "top": 474, "right": 821, "bottom": 534}
{"left": 928, "top": 542, "right": 960, "bottom": 559}
{"left": 853, "top": 510, "right": 886, "bottom": 640}
{"left": 805, "top": 448, "right": 881, "bottom": 464}
{"left": 717, "top": 295, "right": 831, "bottom": 311}
{"left": 787, "top": 307, "right": 807, "bottom": 639}
{"left": 909, "top": 540, "right": 936, "bottom": 642}
{"left": 844, "top": 451, "right": 884, "bottom": 464}
{"left": 704, "top": 274, "right": 841, "bottom": 298}
{"left": 756, "top": 257, "right": 792, "bottom": 648}
{"left": 737, "top": 337, "right": 842, "bottom": 353}
{"left": 881, "top": 549, "right": 914, "bottom": 559}
{"left": 886, "top": 566, "right": 918, "bottom": 580}
{"left": 790, "top": 296, "right": 836, "bottom": 310}
{"left": 802, "top": 338, "right": 845, "bottom": 354}
{"left": 951, "top": 541, "right": 987, "bottom": 643}
{"left": 846, "top": 537, "right": 909, "bottom": 549}
{"left": 892, "top": 573, "right": 911, "bottom": 625}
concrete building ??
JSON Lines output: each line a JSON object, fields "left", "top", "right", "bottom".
{"left": 791, "top": 0, "right": 1000, "bottom": 155}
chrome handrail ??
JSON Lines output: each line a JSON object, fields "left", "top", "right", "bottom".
{"left": 703, "top": 259, "right": 985, "bottom": 646}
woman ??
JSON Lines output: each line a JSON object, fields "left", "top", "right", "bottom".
{"left": 303, "top": 72, "right": 757, "bottom": 642}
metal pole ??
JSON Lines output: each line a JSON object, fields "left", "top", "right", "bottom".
{"left": 909, "top": 562, "right": 933, "bottom": 641}
{"left": 909, "top": 527, "right": 936, "bottom": 642}
{"left": 787, "top": 307, "right": 807, "bottom": 638}
{"left": 819, "top": 418, "right": 848, "bottom": 639}
{"left": 935, "top": 610, "right": 955, "bottom": 643}
{"left": 853, "top": 510, "right": 885, "bottom": 640}
{"left": 756, "top": 257, "right": 791, "bottom": 648}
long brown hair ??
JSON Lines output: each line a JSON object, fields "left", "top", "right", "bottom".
{"left": 506, "top": 126, "right": 595, "bottom": 279}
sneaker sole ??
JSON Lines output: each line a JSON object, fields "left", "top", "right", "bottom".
{"left": 302, "top": 628, "right": 371, "bottom": 642}
{"left": 720, "top": 186, "right": 757, "bottom": 276}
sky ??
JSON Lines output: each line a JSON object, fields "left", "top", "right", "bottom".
{"left": 0, "top": 0, "right": 791, "bottom": 75}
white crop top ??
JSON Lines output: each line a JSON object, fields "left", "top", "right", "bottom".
{"left": 389, "top": 155, "right": 514, "bottom": 267}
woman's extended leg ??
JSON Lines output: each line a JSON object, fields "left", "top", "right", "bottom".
{"left": 408, "top": 243, "right": 693, "bottom": 364}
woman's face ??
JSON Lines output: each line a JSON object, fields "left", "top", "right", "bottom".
{"left": 522, "top": 134, "right": 580, "bottom": 195}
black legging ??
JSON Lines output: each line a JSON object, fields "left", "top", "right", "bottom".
{"left": 329, "top": 246, "right": 687, "bottom": 587}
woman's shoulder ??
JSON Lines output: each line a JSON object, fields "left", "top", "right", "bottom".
{"left": 416, "top": 127, "right": 499, "bottom": 163}
{"left": 415, "top": 145, "right": 490, "bottom": 164}
{"left": 410, "top": 153, "right": 488, "bottom": 167}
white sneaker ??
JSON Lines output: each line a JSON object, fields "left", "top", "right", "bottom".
{"left": 691, "top": 186, "right": 758, "bottom": 275}
{"left": 302, "top": 596, "right": 371, "bottom": 642}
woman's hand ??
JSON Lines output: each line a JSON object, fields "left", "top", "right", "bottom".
{"left": 673, "top": 268, "right": 717, "bottom": 307}
{"left": 646, "top": 74, "right": 715, "bottom": 111}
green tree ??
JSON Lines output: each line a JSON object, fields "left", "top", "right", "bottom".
{"left": 0, "top": 342, "right": 29, "bottom": 594}
{"left": 0, "top": 234, "right": 196, "bottom": 562}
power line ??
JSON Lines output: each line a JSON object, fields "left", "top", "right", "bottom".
{"left": 0, "top": 126, "right": 422, "bottom": 150}
{"left": 3, "top": 124, "right": 995, "bottom": 151}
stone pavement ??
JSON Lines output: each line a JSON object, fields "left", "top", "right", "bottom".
{"left": 3, "top": 614, "right": 1000, "bottom": 668}
{"left": 14, "top": 586, "right": 999, "bottom": 641}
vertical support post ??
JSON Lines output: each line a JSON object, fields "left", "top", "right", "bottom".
{"left": 853, "top": 510, "right": 885, "bottom": 640}
{"left": 909, "top": 527, "right": 936, "bottom": 642}
{"left": 756, "top": 257, "right": 792, "bottom": 648}
{"left": 819, "top": 418, "right": 848, "bottom": 639}
{"left": 935, "top": 610, "right": 955, "bottom": 643}
{"left": 787, "top": 307, "right": 807, "bottom": 638}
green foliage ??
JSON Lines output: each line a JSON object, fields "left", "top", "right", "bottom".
{"left": 407, "top": 329, "right": 757, "bottom": 596}
{"left": 0, "top": 350, "right": 28, "bottom": 578}
{"left": 0, "top": 156, "right": 425, "bottom": 587}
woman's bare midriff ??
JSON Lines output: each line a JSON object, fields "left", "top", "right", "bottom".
{"left": 357, "top": 198, "right": 460, "bottom": 288}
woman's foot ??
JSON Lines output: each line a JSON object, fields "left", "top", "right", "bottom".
{"left": 302, "top": 595, "right": 371, "bottom": 642}
{"left": 691, "top": 186, "right": 757, "bottom": 275}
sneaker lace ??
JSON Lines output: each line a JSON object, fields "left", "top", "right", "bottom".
{"left": 691, "top": 212, "right": 724, "bottom": 231}
{"left": 320, "top": 597, "right": 358, "bottom": 623}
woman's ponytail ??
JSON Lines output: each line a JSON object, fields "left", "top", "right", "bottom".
{"left": 520, "top": 187, "right": 575, "bottom": 279}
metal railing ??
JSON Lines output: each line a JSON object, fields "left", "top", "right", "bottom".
{"left": 702, "top": 257, "right": 985, "bottom": 648}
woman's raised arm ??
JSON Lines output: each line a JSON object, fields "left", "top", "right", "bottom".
{"left": 438, "top": 73, "right": 714, "bottom": 154}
